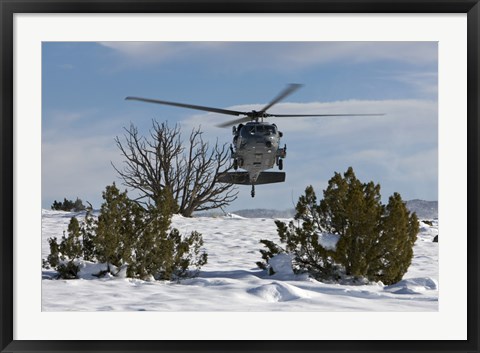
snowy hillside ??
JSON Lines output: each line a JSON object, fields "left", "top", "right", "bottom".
{"left": 41, "top": 210, "right": 438, "bottom": 311}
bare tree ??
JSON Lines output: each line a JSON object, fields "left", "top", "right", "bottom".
{"left": 113, "top": 121, "right": 237, "bottom": 217}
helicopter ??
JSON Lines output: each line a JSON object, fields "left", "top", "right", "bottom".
{"left": 126, "top": 84, "right": 383, "bottom": 197}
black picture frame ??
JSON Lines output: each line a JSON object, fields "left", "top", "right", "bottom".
{"left": 1, "top": 1, "right": 479, "bottom": 352}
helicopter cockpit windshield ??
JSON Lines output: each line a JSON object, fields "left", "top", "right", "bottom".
{"left": 241, "top": 124, "right": 277, "bottom": 137}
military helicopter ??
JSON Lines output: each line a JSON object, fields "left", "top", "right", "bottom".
{"left": 126, "top": 84, "right": 383, "bottom": 197}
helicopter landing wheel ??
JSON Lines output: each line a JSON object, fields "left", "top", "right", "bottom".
{"left": 233, "top": 159, "right": 238, "bottom": 170}
{"left": 251, "top": 185, "right": 255, "bottom": 198}
{"left": 278, "top": 159, "right": 283, "bottom": 170}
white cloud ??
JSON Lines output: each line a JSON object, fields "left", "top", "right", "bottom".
{"left": 42, "top": 134, "right": 123, "bottom": 208}
{"left": 60, "top": 63, "right": 74, "bottom": 70}
{"left": 99, "top": 42, "right": 230, "bottom": 67}
{"left": 98, "top": 42, "right": 437, "bottom": 71}
{"left": 99, "top": 42, "right": 184, "bottom": 64}
{"left": 379, "top": 71, "right": 438, "bottom": 97}
{"left": 42, "top": 110, "right": 96, "bottom": 141}
{"left": 41, "top": 109, "right": 132, "bottom": 208}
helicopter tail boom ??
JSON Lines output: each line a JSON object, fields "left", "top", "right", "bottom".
{"left": 217, "top": 171, "right": 285, "bottom": 185}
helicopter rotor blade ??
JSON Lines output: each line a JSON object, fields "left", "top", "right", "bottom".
{"left": 259, "top": 83, "right": 303, "bottom": 113}
{"left": 266, "top": 113, "right": 385, "bottom": 118}
{"left": 125, "top": 96, "right": 247, "bottom": 117}
{"left": 216, "top": 116, "right": 252, "bottom": 128}
{"left": 216, "top": 113, "right": 385, "bottom": 128}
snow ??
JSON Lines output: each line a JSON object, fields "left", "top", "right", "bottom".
{"left": 318, "top": 232, "right": 341, "bottom": 250}
{"left": 41, "top": 210, "right": 438, "bottom": 311}
{"left": 269, "top": 253, "right": 295, "bottom": 276}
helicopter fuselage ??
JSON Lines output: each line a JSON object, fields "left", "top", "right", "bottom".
{"left": 231, "top": 122, "right": 286, "bottom": 183}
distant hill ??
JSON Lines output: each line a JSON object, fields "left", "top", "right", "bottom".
{"left": 195, "top": 200, "right": 437, "bottom": 219}
{"left": 232, "top": 200, "right": 437, "bottom": 220}
{"left": 405, "top": 199, "right": 438, "bottom": 219}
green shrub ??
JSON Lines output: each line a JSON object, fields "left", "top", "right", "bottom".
{"left": 94, "top": 184, "right": 143, "bottom": 274}
{"left": 56, "top": 261, "right": 80, "bottom": 279}
{"left": 59, "top": 217, "right": 83, "bottom": 261}
{"left": 128, "top": 188, "right": 208, "bottom": 280}
{"left": 51, "top": 197, "right": 86, "bottom": 212}
{"left": 45, "top": 183, "right": 208, "bottom": 281}
{"left": 81, "top": 207, "right": 96, "bottom": 261}
{"left": 46, "top": 237, "right": 60, "bottom": 268}
{"left": 45, "top": 217, "right": 83, "bottom": 279}
{"left": 258, "top": 167, "right": 419, "bottom": 285}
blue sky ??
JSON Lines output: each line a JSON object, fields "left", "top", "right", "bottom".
{"left": 42, "top": 42, "right": 438, "bottom": 211}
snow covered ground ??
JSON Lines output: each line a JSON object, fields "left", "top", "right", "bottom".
{"left": 41, "top": 210, "right": 438, "bottom": 311}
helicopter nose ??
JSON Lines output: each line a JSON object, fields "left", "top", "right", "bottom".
{"left": 265, "top": 140, "right": 272, "bottom": 148}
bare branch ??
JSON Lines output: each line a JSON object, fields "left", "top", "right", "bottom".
{"left": 113, "top": 121, "right": 237, "bottom": 216}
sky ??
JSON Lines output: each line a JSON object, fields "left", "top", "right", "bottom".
{"left": 42, "top": 42, "right": 438, "bottom": 211}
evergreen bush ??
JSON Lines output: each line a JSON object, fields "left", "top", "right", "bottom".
{"left": 44, "top": 183, "right": 208, "bottom": 281}
{"left": 94, "top": 184, "right": 143, "bottom": 274}
{"left": 258, "top": 167, "right": 419, "bottom": 285}
{"left": 59, "top": 217, "right": 83, "bottom": 261}
{"left": 81, "top": 207, "right": 96, "bottom": 261}
{"left": 51, "top": 197, "right": 86, "bottom": 212}
{"left": 46, "top": 237, "right": 60, "bottom": 269}
{"left": 56, "top": 261, "right": 80, "bottom": 280}
{"left": 46, "top": 217, "right": 84, "bottom": 279}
